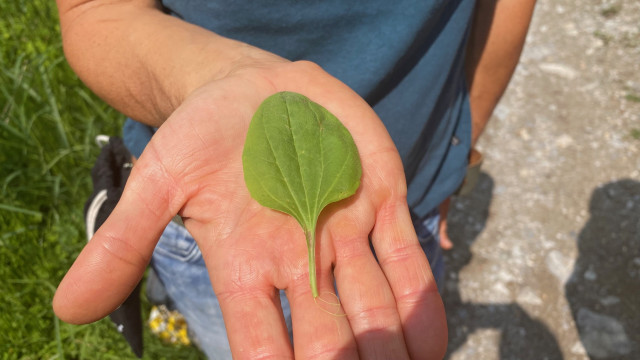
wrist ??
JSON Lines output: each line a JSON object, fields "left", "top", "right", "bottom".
{"left": 181, "top": 40, "right": 287, "bottom": 103}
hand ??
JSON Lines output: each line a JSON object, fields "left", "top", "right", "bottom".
{"left": 438, "top": 198, "right": 454, "bottom": 250}
{"left": 53, "top": 61, "right": 447, "bottom": 359}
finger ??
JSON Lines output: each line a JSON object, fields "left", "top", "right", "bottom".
{"left": 371, "top": 197, "right": 447, "bottom": 359}
{"left": 212, "top": 260, "right": 294, "bottom": 359}
{"left": 53, "top": 143, "right": 183, "bottom": 324}
{"left": 438, "top": 198, "right": 453, "bottom": 250}
{"left": 219, "top": 289, "right": 293, "bottom": 359}
{"left": 439, "top": 221, "right": 453, "bottom": 250}
{"left": 286, "top": 241, "right": 358, "bottom": 359}
{"left": 327, "top": 203, "right": 411, "bottom": 359}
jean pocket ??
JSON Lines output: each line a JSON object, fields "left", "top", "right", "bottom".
{"left": 154, "top": 222, "right": 202, "bottom": 263}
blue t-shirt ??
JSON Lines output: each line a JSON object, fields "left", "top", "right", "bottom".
{"left": 124, "top": 0, "right": 474, "bottom": 217}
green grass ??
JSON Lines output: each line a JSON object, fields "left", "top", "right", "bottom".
{"left": 593, "top": 30, "right": 613, "bottom": 46}
{"left": 0, "top": 2, "right": 204, "bottom": 359}
{"left": 600, "top": 3, "right": 622, "bottom": 18}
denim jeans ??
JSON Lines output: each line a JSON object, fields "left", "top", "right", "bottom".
{"left": 151, "top": 210, "right": 443, "bottom": 359}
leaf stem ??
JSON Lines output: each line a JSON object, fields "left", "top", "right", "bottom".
{"left": 305, "top": 227, "right": 318, "bottom": 298}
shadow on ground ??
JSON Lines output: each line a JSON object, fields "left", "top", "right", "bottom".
{"left": 565, "top": 179, "right": 640, "bottom": 359}
{"left": 442, "top": 172, "right": 563, "bottom": 359}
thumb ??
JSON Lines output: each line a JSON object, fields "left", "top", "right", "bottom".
{"left": 53, "top": 146, "right": 183, "bottom": 324}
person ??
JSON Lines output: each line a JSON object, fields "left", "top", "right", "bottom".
{"left": 52, "top": 0, "right": 536, "bottom": 358}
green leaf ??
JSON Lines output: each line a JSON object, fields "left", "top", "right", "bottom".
{"left": 242, "top": 91, "right": 362, "bottom": 297}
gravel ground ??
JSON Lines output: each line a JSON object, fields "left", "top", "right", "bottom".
{"left": 442, "top": 0, "right": 640, "bottom": 359}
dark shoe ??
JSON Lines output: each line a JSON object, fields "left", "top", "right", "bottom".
{"left": 84, "top": 136, "right": 143, "bottom": 358}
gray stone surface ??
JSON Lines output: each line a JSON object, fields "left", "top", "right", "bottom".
{"left": 442, "top": 0, "right": 640, "bottom": 359}
{"left": 576, "top": 308, "right": 632, "bottom": 358}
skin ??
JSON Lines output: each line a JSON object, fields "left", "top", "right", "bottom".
{"left": 439, "top": 0, "right": 537, "bottom": 249}
{"left": 53, "top": 0, "right": 536, "bottom": 357}
{"left": 54, "top": 1, "right": 446, "bottom": 358}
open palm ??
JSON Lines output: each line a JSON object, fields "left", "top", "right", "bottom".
{"left": 54, "top": 61, "right": 446, "bottom": 359}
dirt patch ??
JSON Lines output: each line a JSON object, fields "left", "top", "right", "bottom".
{"left": 443, "top": 0, "right": 640, "bottom": 358}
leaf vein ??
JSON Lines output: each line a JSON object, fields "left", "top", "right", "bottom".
{"left": 285, "top": 98, "right": 311, "bottom": 224}
{"left": 247, "top": 161, "right": 299, "bottom": 222}
{"left": 261, "top": 113, "right": 307, "bottom": 225}
{"left": 318, "top": 147, "right": 353, "bottom": 210}
{"left": 310, "top": 105, "right": 325, "bottom": 216}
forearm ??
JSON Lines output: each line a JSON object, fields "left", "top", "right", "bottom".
{"left": 465, "top": 0, "right": 536, "bottom": 145}
{"left": 56, "top": 0, "right": 282, "bottom": 126}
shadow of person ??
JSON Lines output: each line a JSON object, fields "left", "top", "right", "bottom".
{"left": 565, "top": 179, "right": 640, "bottom": 359}
{"left": 443, "top": 172, "right": 563, "bottom": 359}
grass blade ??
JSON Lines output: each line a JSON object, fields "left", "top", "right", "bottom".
{"left": 0, "top": 203, "right": 43, "bottom": 219}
